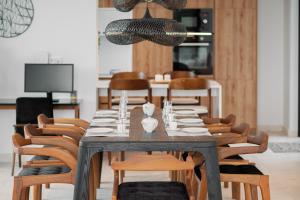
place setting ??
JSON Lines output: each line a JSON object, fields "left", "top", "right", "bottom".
{"left": 176, "top": 117, "right": 204, "bottom": 127}
{"left": 162, "top": 101, "right": 211, "bottom": 137}
{"left": 86, "top": 93, "right": 130, "bottom": 137}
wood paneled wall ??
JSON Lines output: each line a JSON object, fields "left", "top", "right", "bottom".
{"left": 214, "top": 0, "right": 257, "bottom": 127}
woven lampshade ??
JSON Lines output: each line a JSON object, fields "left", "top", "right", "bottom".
{"left": 105, "top": 8, "right": 187, "bottom": 46}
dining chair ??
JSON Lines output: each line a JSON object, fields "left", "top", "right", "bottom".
{"left": 37, "top": 114, "right": 102, "bottom": 188}
{"left": 167, "top": 78, "right": 212, "bottom": 116}
{"left": 111, "top": 154, "right": 196, "bottom": 200}
{"left": 11, "top": 133, "right": 96, "bottom": 200}
{"left": 25, "top": 123, "right": 102, "bottom": 189}
{"left": 194, "top": 132, "right": 270, "bottom": 200}
{"left": 12, "top": 97, "right": 53, "bottom": 176}
{"left": 108, "top": 79, "right": 152, "bottom": 109}
{"left": 13, "top": 124, "right": 99, "bottom": 200}
{"left": 110, "top": 72, "right": 149, "bottom": 106}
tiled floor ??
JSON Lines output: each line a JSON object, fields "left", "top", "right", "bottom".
{"left": 1, "top": 136, "right": 300, "bottom": 200}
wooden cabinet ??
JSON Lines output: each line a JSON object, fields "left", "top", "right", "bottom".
{"left": 98, "top": 0, "right": 113, "bottom": 7}
{"left": 186, "top": 0, "right": 214, "bottom": 8}
{"left": 214, "top": 0, "right": 257, "bottom": 127}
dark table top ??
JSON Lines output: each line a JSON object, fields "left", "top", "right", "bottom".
{"left": 0, "top": 98, "right": 81, "bottom": 106}
{"left": 80, "top": 108, "right": 217, "bottom": 151}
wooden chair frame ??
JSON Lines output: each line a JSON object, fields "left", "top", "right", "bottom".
{"left": 195, "top": 133, "right": 270, "bottom": 200}
{"left": 13, "top": 124, "right": 99, "bottom": 200}
{"left": 11, "top": 134, "right": 96, "bottom": 200}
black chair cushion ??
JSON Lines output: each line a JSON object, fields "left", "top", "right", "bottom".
{"left": 219, "top": 165, "right": 263, "bottom": 175}
{"left": 194, "top": 164, "right": 263, "bottom": 180}
{"left": 18, "top": 155, "right": 70, "bottom": 176}
{"left": 226, "top": 155, "right": 243, "bottom": 160}
{"left": 118, "top": 182, "right": 189, "bottom": 200}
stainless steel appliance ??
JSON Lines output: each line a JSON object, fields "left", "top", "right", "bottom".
{"left": 173, "top": 9, "right": 213, "bottom": 75}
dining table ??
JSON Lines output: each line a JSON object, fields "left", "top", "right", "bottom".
{"left": 73, "top": 107, "right": 227, "bottom": 200}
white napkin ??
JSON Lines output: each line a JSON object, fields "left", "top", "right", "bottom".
{"left": 166, "top": 129, "right": 211, "bottom": 137}
{"left": 177, "top": 122, "right": 205, "bottom": 127}
{"left": 85, "top": 128, "right": 129, "bottom": 137}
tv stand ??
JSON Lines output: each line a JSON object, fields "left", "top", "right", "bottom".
{"left": 46, "top": 92, "right": 59, "bottom": 103}
{"left": 0, "top": 98, "right": 81, "bottom": 118}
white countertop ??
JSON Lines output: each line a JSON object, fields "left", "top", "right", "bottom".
{"left": 96, "top": 79, "right": 221, "bottom": 89}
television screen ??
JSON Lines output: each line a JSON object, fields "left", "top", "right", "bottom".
{"left": 25, "top": 64, "right": 74, "bottom": 93}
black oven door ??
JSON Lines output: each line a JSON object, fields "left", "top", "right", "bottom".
{"left": 173, "top": 43, "right": 213, "bottom": 75}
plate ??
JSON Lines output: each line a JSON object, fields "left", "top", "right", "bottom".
{"left": 96, "top": 110, "right": 118, "bottom": 115}
{"left": 174, "top": 110, "right": 196, "bottom": 115}
{"left": 92, "top": 118, "right": 116, "bottom": 123}
{"left": 178, "top": 118, "right": 203, "bottom": 123}
{"left": 182, "top": 127, "right": 208, "bottom": 134}
{"left": 87, "top": 128, "right": 114, "bottom": 133}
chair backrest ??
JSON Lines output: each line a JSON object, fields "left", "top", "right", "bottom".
{"left": 16, "top": 97, "right": 53, "bottom": 136}
{"left": 108, "top": 79, "right": 152, "bottom": 108}
{"left": 203, "top": 114, "right": 236, "bottom": 126}
{"left": 230, "top": 123, "right": 250, "bottom": 136}
{"left": 166, "top": 71, "right": 196, "bottom": 79}
{"left": 169, "top": 78, "right": 208, "bottom": 90}
{"left": 220, "top": 114, "right": 236, "bottom": 126}
{"left": 112, "top": 72, "right": 147, "bottom": 80}
{"left": 109, "top": 79, "right": 150, "bottom": 90}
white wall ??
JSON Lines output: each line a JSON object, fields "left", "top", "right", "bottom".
{"left": 258, "top": 0, "right": 285, "bottom": 130}
{"left": 0, "top": 0, "right": 97, "bottom": 158}
{"left": 284, "top": 0, "right": 299, "bottom": 136}
{"left": 97, "top": 8, "right": 133, "bottom": 74}
{"left": 258, "top": 0, "right": 299, "bottom": 136}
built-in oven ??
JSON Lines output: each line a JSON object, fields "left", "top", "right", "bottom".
{"left": 173, "top": 9, "right": 213, "bottom": 75}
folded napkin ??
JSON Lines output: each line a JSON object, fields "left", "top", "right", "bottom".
{"left": 91, "top": 119, "right": 129, "bottom": 124}
{"left": 94, "top": 113, "right": 130, "bottom": 118}
{"left": 166, "top": 129, "right": 211, "bottom": 137}
{"left": 85, "top": 128, "right": 129, "bottom": 137}
{"left": 177, "top": 122, "right": 205, "bottom": 127}
{"left": 173, "top": 106, "right": 208, "bottom": 114}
